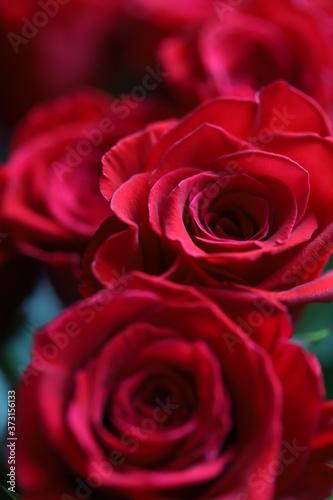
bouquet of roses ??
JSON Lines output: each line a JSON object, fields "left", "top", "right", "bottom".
{"left": 0, "top": 0, "right": 333, "bottom": 499}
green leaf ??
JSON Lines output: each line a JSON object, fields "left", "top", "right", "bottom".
{"left": 1, "top": 274, "right": 64, "bottom": 387}
{"left": 294, "top": 328, "right": 332, "bottom": 345}
{"left": 294, "top": 281, "right": 333, "bottom": 400}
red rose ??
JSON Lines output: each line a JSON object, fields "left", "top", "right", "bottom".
{"left": 158, "top": 0, "right": 333, "bottom": 113}
{"left": 16, "top": 273, "right": 333, "bottom": 499}
{"left": 2, "top": 88, "right": 172, "bottom": 302}
{"left": 82, "top": 82, "right": 333, "bottom": 313}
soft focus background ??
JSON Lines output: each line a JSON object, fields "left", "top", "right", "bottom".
{"left": 1, "top": 0, "right": 333, "bottom": 497}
